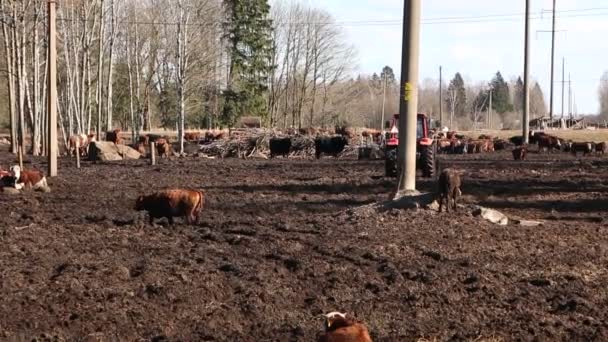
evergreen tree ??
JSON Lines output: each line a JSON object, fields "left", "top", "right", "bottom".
{"left": 223, "top": 0, "right": 275, "bottom": 126}
{"left": 490, "top": 71, "right": 513, "bottom": 113}
{"left": 380, "top": 66, "right": 396, "bottom": 84}
{"left": 446, "top": 73, "right": 466, "bottom": 117}
{"left": 513, "top": 77, "right": 524, "bottom": 113}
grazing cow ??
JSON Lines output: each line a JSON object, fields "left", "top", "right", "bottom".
{"left": 570, "top": 142, "right": 594, "bottom": 156}
{"left": 437, "top": 139, "right": 452, "bottom": 154}
{"left": 315, "top": 136, "right": 348, "bottom": 159}
{"left": 10, "top": 165, "right": 48, "bottom": 191}
{"left": 105, "top": 129, "right": 122, "bottom": 145}
{"left": 512, "top": 146, "right": 527, "bottom": 160}
{"left": 362, "top": 129, "right": 382, "bottom": 144}
{"left": 437, "top": 168, "right": 462, "bottom": 213}
{"left": 135, "top": 189, "right": 204, "bottom": 225}
{"left": 450, "top": 139, "right": 467, "bottom": 154}
{"left": 184, "top": 132, "right": 200, "bottom": 142}
{"left": 155, "top": 138, "right": 172, "bottom": 158}
{"left": 493, "top": 139, "right": 510, "bottom": 151}
{"left": 529, "top": 130, "right": 547, "bottom": 144}
{"left": 595, "top": 141, "right": 607, "bottom": 155}
{"left": 269, "top": 137, "right": 292, "bottom": 158}
{"left": 537, "top": 135, "right": 561, "bottom": 152}
{"left": 317, "top": 312, "right": 372, "bottom": 342}
{"left": 68, "top": 133, "right": 96, "bottom": 157}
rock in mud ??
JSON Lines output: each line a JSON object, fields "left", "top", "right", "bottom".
{"left": 472, "top": 206, "right": 508, "bottom": 225}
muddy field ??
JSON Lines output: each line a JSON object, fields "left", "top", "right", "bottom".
{"left": 0, "top": 147, "right": 607, "bottom": 341}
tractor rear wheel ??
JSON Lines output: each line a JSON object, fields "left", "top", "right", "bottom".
{"left": 420, "top": 143, "right": 436, "bottom": 178}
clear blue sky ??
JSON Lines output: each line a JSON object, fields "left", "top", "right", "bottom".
{"left": 301, "top": 0, "right": 608, "bottom": 114}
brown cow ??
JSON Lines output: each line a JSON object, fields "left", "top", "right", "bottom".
{"left": 317, "top": 312, "right": 372, "bottom": 342}
{"left": 184, "top": 132, "right": 200, "bottom": 142}
{"left": 155, "top": 138, "right": 171, "bottom": 158}
{"left": 106, "top": 129, "right": 122, "bottom": 145}
{"left": 537, "top": 135, "right": 561, "bottom": 152}
{"left": 135, "top": 189, "right": 205, "bottom": 225}
{"left": 10, "top": 165, "right": 48, "bottom": 191}
{"left": 437, "top": 168, "right": 462, "bottom": 213}
{"left": 512, "top": 146, "right": 527, "bottom": 160}
{"left": 595, "top": 141, "right": 607, "bottom": 155}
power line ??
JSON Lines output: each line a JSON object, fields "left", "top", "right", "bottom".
{"left": 35, "top": 6, "right": 608, "bottom": 28}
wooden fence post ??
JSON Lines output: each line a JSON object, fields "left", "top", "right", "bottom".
{"left": 75, "top": 140, "right": 80, "bottom": 169}
{"left": 150, "top": 142, "right": 156, "bottom": 166}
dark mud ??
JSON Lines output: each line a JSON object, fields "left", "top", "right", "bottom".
{"left": 0, "top": 149, "right": 607, "bottom": 341}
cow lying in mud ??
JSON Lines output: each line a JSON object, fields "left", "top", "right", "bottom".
{"left": 437, "top": 168, "right": 462, "bottom": 213}
{"left": 10, "top": 165, "right": 49, "bottom": 192}
{"left": 135, "top": 189, "right": 205, "bottom": 225}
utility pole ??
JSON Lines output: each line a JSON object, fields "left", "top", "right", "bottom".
{"left": 488, "top": 90, "right": 493, "bottom": 129}
{"left": 549, "top": 0, "right": 556, "bottom": 120}
{"left": 381, "top": 73, "right": 387, "bottom": 131}
{"left": 523, "top": 0, "right": 531, "bottom": 144}
{"left": 561, "top": 57, "right": 565, "bottom": 120}
{"left": 396, "top": 0, "right": 421, "bottom": 195}
{"left": 439, "top": 66, "right": 443, "bottom": 128}
{"left": 47, "top": 0, "right": 58, "bottom": 177}
{"left": 568, "top": 73, "right": 572, "bottom": 120}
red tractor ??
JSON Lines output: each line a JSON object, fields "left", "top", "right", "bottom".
{"left": 384, "top": 113, "right": 436, "bottom": 178}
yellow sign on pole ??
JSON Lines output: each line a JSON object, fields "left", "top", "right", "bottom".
{"left": 404, "top": 82, "right": 413, "bottom": 101}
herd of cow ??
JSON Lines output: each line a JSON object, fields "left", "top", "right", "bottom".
{"left": 436, "top": 130, "right": 608, "bottom": 159}
{"left": 66, "top": 129, "right": 229, "bottom": 160}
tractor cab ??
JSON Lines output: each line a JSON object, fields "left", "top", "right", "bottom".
{"left": 383, "top": 113, "right": 436, "bottom": 178}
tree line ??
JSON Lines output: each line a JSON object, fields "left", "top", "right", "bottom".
{"left": 0, "top": 0, "right": 558, "bottom": 157}
{"left": 0, "top": 0, "right": 356, "bottom": 154}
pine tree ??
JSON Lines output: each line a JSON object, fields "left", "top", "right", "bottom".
{"left": 446, "top": 73, "right": 466, "bottom": 117}
{"left": 490, "top": 71, "right": 513, "bottom": 113}
{"left": 223, "top": 0, "right": 275, "bottom": 126}
{"left": 380, "top": 66, "right": 396, "bottom": 84}
{"left": 513, "top": 77, "right": 524, "bottom": 113}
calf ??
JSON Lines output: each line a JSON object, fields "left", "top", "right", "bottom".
{"left": 570, "top": 142, "right": 594, "bottom": 156}
{"left": 437, "top": 168, "right": 462, "bottom": 213}
{"left": 155, "top": 138, "right": 172, "bottom": 158}
{"left": 512, "top": 146, "right": 527, "bottom": 160}
{"left": 68, "top": 134, "right": 96, "bottom": 157}
{"left": 135, "top": 189, "right": 204, "bottom": 225}
{"left": 10, "top": 165, "right": 48, "bottom": 191}
{"left": 595, "top": 141, "right": 607, "bottom": 155}
{"left": 105, "top": 129, "right": 122, "bottom": 145}
{"left": 269, "top": 137, "right": 291, "bottom": 158}
{"left": 318, "top": 312, "right": 372, "bottom": 342}
{"left": 315, "top": 136, "right": 348, "bottom": 159}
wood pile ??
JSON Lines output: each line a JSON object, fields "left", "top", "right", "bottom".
{"left": 197, "top": 128, "right": 357, "bottom": 159}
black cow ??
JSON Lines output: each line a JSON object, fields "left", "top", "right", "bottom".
{"left": 315, "top": 136, "right": 348, "bottom": 159}
{"left": 269, "top": 137, "right": 292, "bottom": 158}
